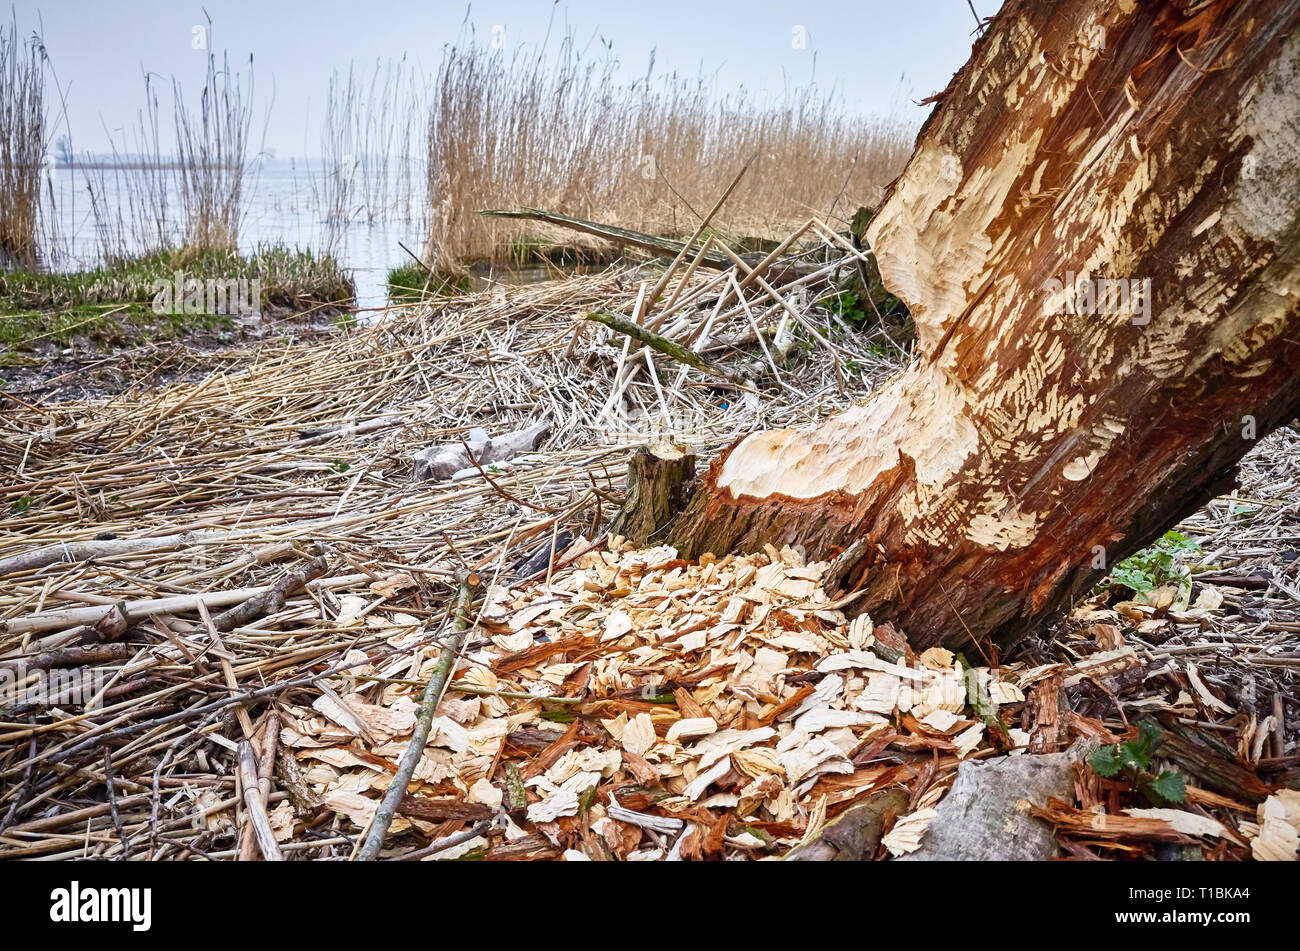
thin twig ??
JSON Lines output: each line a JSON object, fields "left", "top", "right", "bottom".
{"left": 354, "top": 570, "right": 478, "bottom": 860}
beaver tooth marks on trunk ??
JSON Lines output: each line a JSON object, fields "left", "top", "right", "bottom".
{"left": 667, "top": 0, "right": 1300, "bottom": 650}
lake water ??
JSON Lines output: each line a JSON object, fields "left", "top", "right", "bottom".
{"left": 41, "top": 157, "right": 429, "bottom": 312}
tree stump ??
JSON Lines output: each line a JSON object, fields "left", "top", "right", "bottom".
{"left": 608, "top": 444, "right": 696, "bottom": 547}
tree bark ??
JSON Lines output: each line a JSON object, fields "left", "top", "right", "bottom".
{"left": 668, "top": 0, "right": 1300, "bottom": 652}
{"left": 608, "top": 444, "right": 697, "bottom": 547}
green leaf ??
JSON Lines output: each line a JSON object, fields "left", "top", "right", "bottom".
{"left": 1110, "top": 565, "right": 1155, "bottom": 596}
{"left": 1118, "top": 740, "right": 1150, "bottom": 771}
{"left": 1146, "top": 770, "right": 1186, "bottom": 805}
{"left": 1110, "top": 531, "right": 1203, "bottom": 597}
{"left": 1136, "top": 719, "right": 1163, "bottom": 755}
{"left": 1090, "top": 745, "right": 1122, "bottom": 778}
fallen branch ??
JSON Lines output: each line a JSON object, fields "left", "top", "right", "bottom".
{"left": 210, "top": 556, "right": 330, "bottom": 632}
{"left": 585, "top": 310, "right": 747, "bottom": 386}
{"left": 396, "top": 796, "right": 494, "bottom": 822}
{"left": 292, "top": 414, "right": 407, "bottom": 447}
{"left": 477, "top": 208, "right": 735, "bottom": 268}
{"left": 783, "top": 788, "right": 907, "bottom": 861}
{"left": 0, "top": 529, "right": 247, "bottom": 577}
{"left": 0, "top": 642, "right": 133, "bottom": 672}
{"left": 354, "top": 570, "right": 479, "bottom": 860}
{"left": 393, "top": 817, "right": 495, "bottom": 861}
{"left": 0, "top": 568, "right": 364, "bottom": 637}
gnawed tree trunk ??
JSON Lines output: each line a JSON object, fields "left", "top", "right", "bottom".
{"left": 667, "top": 0, "right": 1300, "bottom": 652}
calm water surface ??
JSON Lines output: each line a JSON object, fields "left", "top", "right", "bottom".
{"left": 43, "top": 157, "right": 427, "bottom": 311}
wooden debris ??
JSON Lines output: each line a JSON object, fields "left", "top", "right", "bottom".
{"left": 784, "top": 788, "right": 907, "bottom": 861}
{"left": 355, "top": 570, "right": 479, "bottom": 860}
{"left": 0, "top": 217, "right": 1294, "bottom": 861}
{"left": 477, "top": 209, "right": 735, "bottom": 269}
{"left": 412, "top": 421, "right": 551, "bottom": 482}
{"left": 238, "top": 712, "right": 281, "bottom": 861}
{"left": 211, "top": 556, "right": 330, "bottom": 632}
{"left": 896, "top": 750, "right": 1079, "bottom": 861}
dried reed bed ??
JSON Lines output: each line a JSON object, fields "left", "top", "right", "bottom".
{"left": 1, "top": 230, "right": 1297, "bottom": 858}
{"left": 425, "top": 32, "right": 914, "bottom": 267}
{"left": 0, "top": 14, "right": 49, "bottom": 267}
{"left": 0, "top": 230, "right": 903, "bottom": 858}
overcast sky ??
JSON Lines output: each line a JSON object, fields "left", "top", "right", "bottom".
{"left": 13, "top": 1, "right": 999, "bottom": 157}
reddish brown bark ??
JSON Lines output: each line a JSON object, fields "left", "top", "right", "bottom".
{"left": 667, "top": 0, "right": 1300, "bottom": 651}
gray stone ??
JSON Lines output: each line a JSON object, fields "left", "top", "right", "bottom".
{"left": 897, "top": 748, "right": 1082, "bottom": 861}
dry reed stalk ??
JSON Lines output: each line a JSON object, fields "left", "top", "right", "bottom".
{"left": 0, "top": 14, "right": 48, "bottom": 267}
{"left": 639, "top": 160, "right": 750, "bottom": 327}
{"left": 236, "top": 737, "right": 282, "bottom": 860}
{"left": 172, "top": 21, "right": 254, "bottom": 253}
{"left": 313, "top": 57, "right": 428, "bottom": 241}
{"left": 83, "top": 21, "right": 255, "bottom": 257}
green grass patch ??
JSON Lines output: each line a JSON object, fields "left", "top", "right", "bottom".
{"left": 385, "top": 262, "right": 471, "bottom": 302}
{"left": 0, "top": 245, "right": 355, "bottom": 360}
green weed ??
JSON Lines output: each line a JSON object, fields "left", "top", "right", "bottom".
{"left": 1109, "top": 530, "right": 1203, "bottom": 602}
{"left": 1089, "top": 718, "right": 1186, "bottom": 806}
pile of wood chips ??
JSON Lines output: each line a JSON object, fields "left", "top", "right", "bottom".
{"left": 280, "top": 538, "right": 1299, "bottom": 860}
